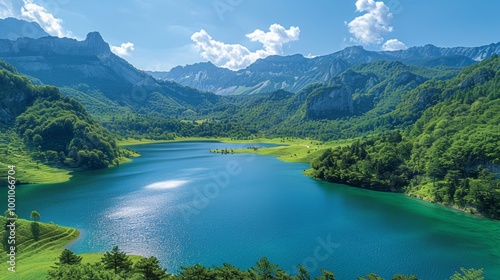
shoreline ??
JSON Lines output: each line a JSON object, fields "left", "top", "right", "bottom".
{"left": 229, "top": 144, "right": 497, "bottom": 221}
{"left": 19, "top": 137, "right": 496, "bottom": 221}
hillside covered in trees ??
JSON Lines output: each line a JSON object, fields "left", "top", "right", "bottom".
{"left": 311, "top": 56, "right": 500, "bottom": 219}
{"left": 0, "top": 60, "right": 120, "bottom": 171}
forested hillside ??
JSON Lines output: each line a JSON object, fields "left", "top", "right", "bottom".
{"left": 0, "top": 60, "right": 120, "bottom": 172}
{"left": 204, "top": 61, "right": 461, "bottom": 140}
{"left": 311, "top": 55, "right": 500, "bottom": 219}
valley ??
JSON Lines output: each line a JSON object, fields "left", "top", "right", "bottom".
{"left": 0, "top": 12, "right": 499, "bottom": 280}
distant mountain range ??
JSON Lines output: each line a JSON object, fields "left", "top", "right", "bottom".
{"left": 0, "top": 19, "right": 219, "bottom": 118}
{"left": 1, "top": 17, "right": 499, "bottom": 125}
{"left": 0, "top": 17, "right": 49, "bottom": 40}
{"left": 149, "top": 43, "right": 500, "bottom": 95}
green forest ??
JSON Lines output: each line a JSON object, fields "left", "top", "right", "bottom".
{"left": 0, "top": 61, "right": 120, "bottom": 170}
{"left": 311, "top": 56, "right": 500, "bottom": 219}
{"left": 1, "top": 55, "right": 499, "bottom": 218}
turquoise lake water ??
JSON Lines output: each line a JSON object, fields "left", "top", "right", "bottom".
{"left": 9, "top": 142, "right": 500, "bottom": 279}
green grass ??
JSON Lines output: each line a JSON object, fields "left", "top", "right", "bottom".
{"left": 79, "top": 252, "right": 143, "bottom": 264}
{"left": 118, "top": 136, "right": 354, "bottom": 168}
{"left": 0, "top": 129, "right": 143, "bottom": 185}
{"left": 117, "top": 136, "right": 236, "bottom": 147}
{"left": 232, "top": 138, "right": 355, "bottom": 163}
{"left": 0, "top": 130, "right": 72, "bottom": 185}
{"left": 0, "top": 217, "right": 144, "bottom": 280}
{"left": 0, "top": 217, "right": 79, "bottom": 280}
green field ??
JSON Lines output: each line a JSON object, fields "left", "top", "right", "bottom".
{"left": 0, "top": 216, "right": 143, "bottom": 280}
{"left": 0, "top": 217, "right": 79, "bottom": 280}
{"left": 0, "top": 130, "right": 72, "bottom": 185}
{"left": 229, "top": 137, "right": 355, "bottom": 163}
{"left": 0, "top": 130, "right": 141, "bottom": 185}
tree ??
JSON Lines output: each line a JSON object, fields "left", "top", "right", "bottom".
{"left": 33, "top": 134, "right": 43, "bottom": 147}
{"left": 214, "top": 263, "right": 252, "bottom": 280}
{"left": 179, "top": 263, "right": 213, "bottom": 279}
{"left": 450, "top": 267, "right": 484, "bottom": 280}
{"left": 358, "top": 274, "right": 384, "bottom": 280}
{"left": 4, "top": 210, "right": 17, "bottom": 219}
{"left": 316, "top": 269, "right": 336, "bottom": 280}
{"left": 134, "top": 256, "right": 168, "bottom": 280}
{"left": 251, "top": 257, "right": 279, "bottom": 280}
{"left": 295, "top": 264, "right": 310, "bottom": 280}
{"left": 57, "top": 249, "right": 82, "bottom": 265}
{"left": 30, "top": 210, "right": 41, "bottom": 222}
{"left": 47, "top": 263, "right": 115, "bottom": 279}
{"left": 392, "top": 275, "right": 418, "bottom": 280}
{"left": 101, "top": 246, "right": 132, "bottom": 275}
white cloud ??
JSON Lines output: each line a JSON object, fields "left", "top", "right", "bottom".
{"left": 246, "top": 24, "right": 300, "bottom": 55}
{"left": 20, "top": 0, "right": 73, "bottom": 38}
{"left": 382, "top": 39, "right": 407, "bottom": 51}
{"left": 0, "top": 0, "right": 16, "bottom": 19}
{"left": 111, "top": 42, "right": 135, "bottom": 57}
{"left": 191, "top": 23, "right": 300, "bottom": 70}
{"left": 347, "top": 0, "right": 393, "bottom": 45}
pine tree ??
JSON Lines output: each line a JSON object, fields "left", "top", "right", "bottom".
{"left": 134, "top": 256, "right": 168, "bottom": 280}
{"left": 101, "top": 246, "right": 132, "bottom": 274}
{"left": 57, "top": 249, "right": 82, "bottom": 265}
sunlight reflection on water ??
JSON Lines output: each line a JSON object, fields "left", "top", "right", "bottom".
{"left": 145, "top": 180, "right": 190, "bottom": 190}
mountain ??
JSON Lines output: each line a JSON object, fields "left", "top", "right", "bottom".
{"left": 0, "top": 30, "right": 219, "bottom": 118}
{"left": 0, "top": 60, "right": 120, "bottom": 171}
{"left": 0, "top": 17, "right": 49, "bottom": 40}
{"left": 382, "top": 43, "right": 500, "bottom": 62}
{"left": 311, "top": 55, "right": 500, "bottom": 218}
{"left": 149, "top": 54, "right": 351, "bottom": 95}
{"left": 153, "top": 43, "right": 500, "bottom": 95}
{"left": 201, "top": 60, "right": 460, "bottom": 140}
{"left": 149, "top": 54, "right": 352, "bottom": 95}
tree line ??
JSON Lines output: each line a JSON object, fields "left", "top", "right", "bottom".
{"left": 47, "top": 247, "right": 483, "bottom": 280}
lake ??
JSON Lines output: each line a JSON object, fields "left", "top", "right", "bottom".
{"left": 12, "top": 142, "right": 500, "bottom": 279}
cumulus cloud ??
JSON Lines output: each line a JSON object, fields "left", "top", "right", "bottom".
{"left": 347, "top": 0, "right": 408, "bottom": 51}
{"left": 20, "top": 0, "right": 73, "bottom": 38}
{"left": 191, "top": 23, "right": 300, "bottom": 70}
{"left": 382, "top": 39, "right": 407, "bottom": 51}
{"left": 347, "top": 0, "right": 393, "bottom": 45}
{"left": 111, "top": 42, "right": 135, "bottom": 57}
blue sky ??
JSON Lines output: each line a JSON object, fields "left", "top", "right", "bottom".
{"left": 1, "top": 0, "right": 499, "bottom": 71}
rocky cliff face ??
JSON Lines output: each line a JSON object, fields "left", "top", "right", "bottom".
{"left": 156, "top": 42, "right": 499, "bottom": 96}
{"left": 153, "top": 55, "right": 351, "bottom": 95}
{"left": 384, "top": 43, "right": 500, "bottom": 62}
{"left": 306, "top": 86, "right": 354, "bottom": 120}
{"left": 0, "top": 32, "right": 153, "bottom": 88}
{"left": 0, "top": 31, "right": 111, "bottom": 57}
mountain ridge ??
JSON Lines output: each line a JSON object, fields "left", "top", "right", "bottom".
{"left": 0, "top": 30, "right": 220, "bottom": 119}
{"left": 0, "top": 17, "right": 49, "bottom": 40}
{"left": 150, "top": 42, "right": 500, "bottom": 95}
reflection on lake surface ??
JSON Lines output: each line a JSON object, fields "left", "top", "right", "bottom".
{"left": 13, "top": 142, "right": 500, "bottom": 279}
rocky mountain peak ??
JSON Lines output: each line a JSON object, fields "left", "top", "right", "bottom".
{"left": 84, "top": 32, "right": 111, "bottom": 56}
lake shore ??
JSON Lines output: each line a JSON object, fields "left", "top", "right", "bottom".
{"left": 21, "top": 137, "right": 495, "bottom": 221}
{"left": 230, "top": 143, "right": 495, "bottom": 220}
